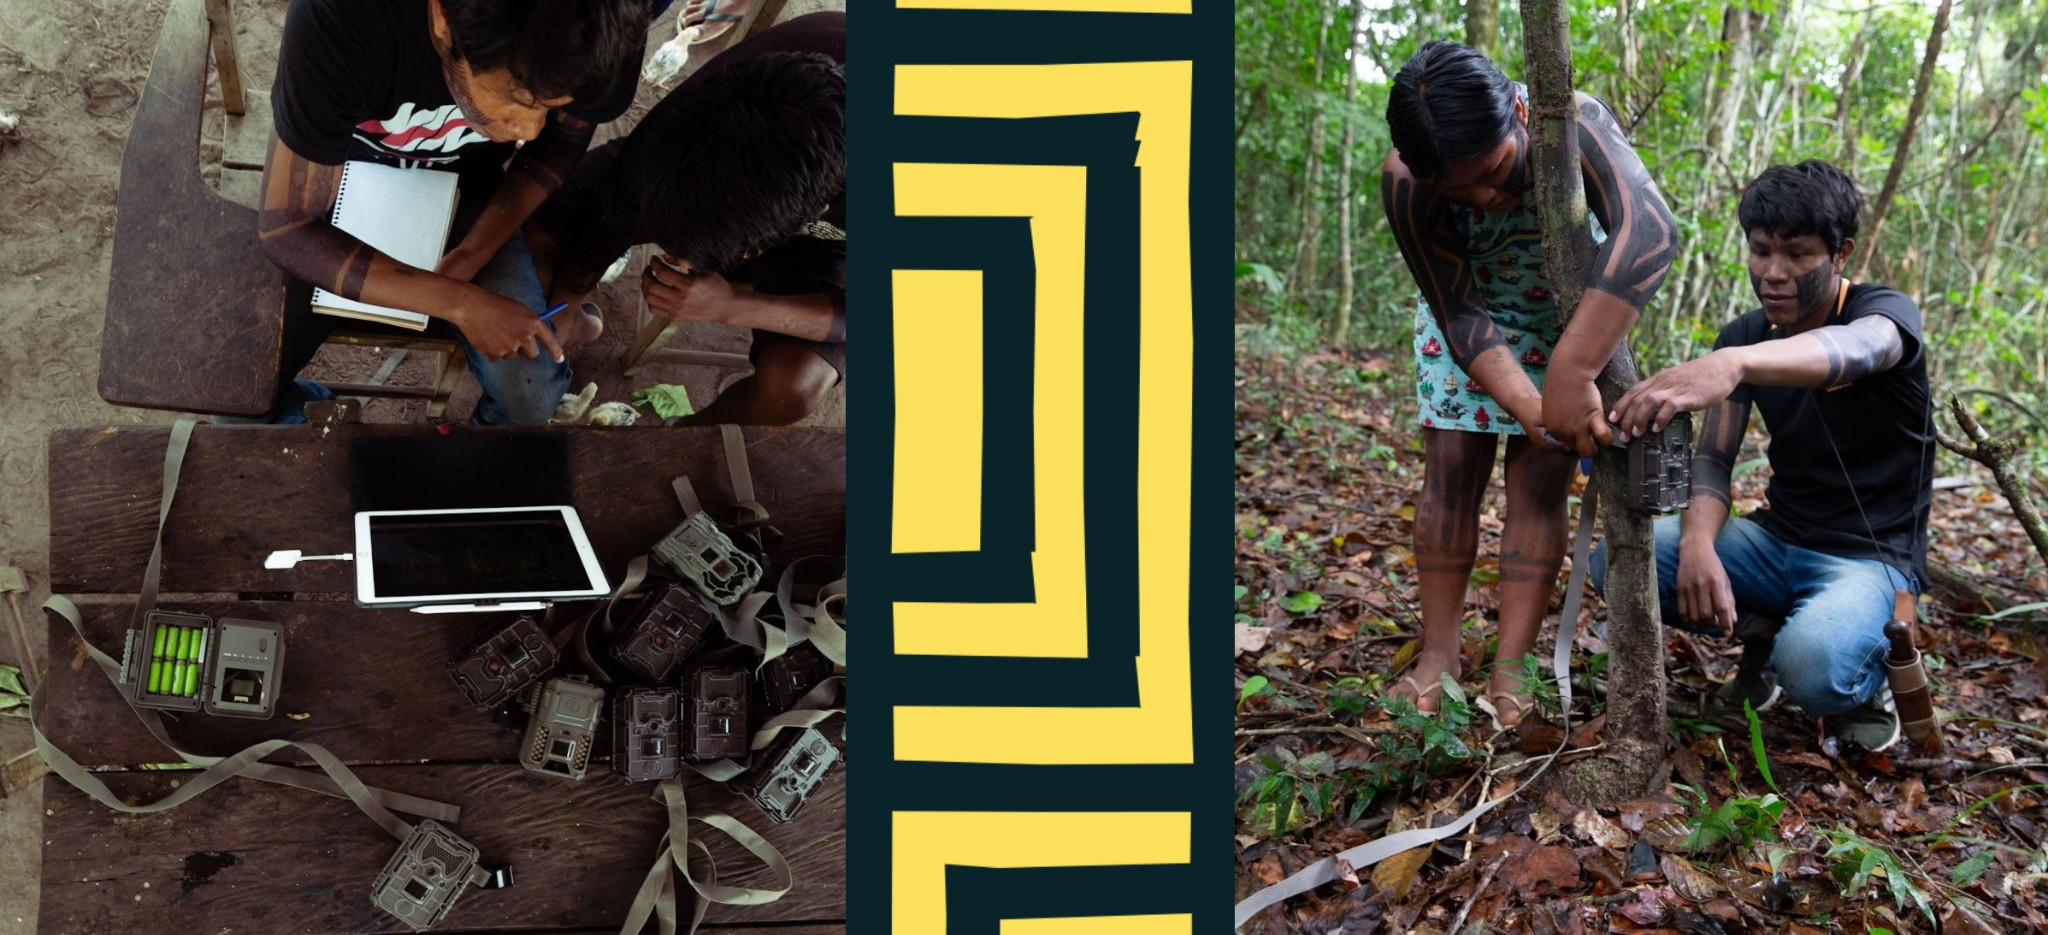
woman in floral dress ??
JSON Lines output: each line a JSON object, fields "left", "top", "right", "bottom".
{"left": 1379, "top": 40, "right": 1677, "bottom": 726}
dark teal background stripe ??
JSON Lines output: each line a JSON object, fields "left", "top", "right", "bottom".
{"left": 847, "top": 2, "right": 1228, "bottom": 930}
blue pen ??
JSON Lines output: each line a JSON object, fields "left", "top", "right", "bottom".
{"left": 539, "top": 301, "right": 568, "bottom": 321}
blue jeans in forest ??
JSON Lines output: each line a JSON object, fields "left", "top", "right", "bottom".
{"left": 1590, "top": 514, "right": 1918, "bottom": 717}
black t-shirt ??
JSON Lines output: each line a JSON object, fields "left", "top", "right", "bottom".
{"left": 1714, "top": 282, "right": 1934, "bottom": 580}
{"left": 535, "top": 13, "right": 847, "bottom": 323}
{"left": 271, "top": 0, "right": 654, "bottom": 209}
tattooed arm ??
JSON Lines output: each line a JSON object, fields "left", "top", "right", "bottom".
{"left": 438, "top": 110, "right": 596, "bottom": 282}
{"left": 1542, "top": 92, "right": 1680, "bottom": 454}
{"left": 255, "top": 135, "right": 564, "bottom": 362}
{"left": 1381, "top": 152, "right": 1556, "bottom": 442}
{"left": 1722, "top": 315, "right": 1905, "bottom": 389}
{"left": 1608, "top": 314, "right": 1904, "bottom": 441}
{"left": 1673, "top": 398, "right": 1748, "bottom": 635}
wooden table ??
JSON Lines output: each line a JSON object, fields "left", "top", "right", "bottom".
{"left": 38, "top": 420, "right": 846, "bottom": 934}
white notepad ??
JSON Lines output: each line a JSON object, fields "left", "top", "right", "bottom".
{"left": 310, "top": 161, "right": 460, "bottom": 331}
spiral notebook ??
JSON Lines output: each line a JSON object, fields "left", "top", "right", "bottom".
{"left": 310, "top": 161, "right": 460, "bottom": 331}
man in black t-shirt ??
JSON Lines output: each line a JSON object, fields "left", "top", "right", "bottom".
{"left": 530, "top": 12, "right": 846, "bottom": 426}
{"left": 1595, "top": 161, "right": 1933, "bottom": 752}
{"left": 251, "top": 0, "right": 654, "bottom": 424}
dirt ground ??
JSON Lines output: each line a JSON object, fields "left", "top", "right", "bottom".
{"left": 0, "top": 0, "right": 841, "bottom": 929}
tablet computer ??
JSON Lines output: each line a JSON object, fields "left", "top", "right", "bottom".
{"left": 354, "top": 506, "right": 611, "bottom": 612}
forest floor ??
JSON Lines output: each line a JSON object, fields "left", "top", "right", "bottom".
{"left": 1232, "top": 337, "right": 2048, "bottom": 935}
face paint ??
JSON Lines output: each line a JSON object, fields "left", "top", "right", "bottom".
{"left": 1793, "top": 259, "right": 1837, "bottom": 322}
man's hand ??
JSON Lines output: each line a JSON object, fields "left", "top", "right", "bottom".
{"left": 450, "top": 289, "right": 565, "bottom": 363}
{"left": 1542, "top": 377, "right": 1613, "bottom": 456}
{"left": 642, "top": 257, "right": 737, "bottom": 323}
{"left": 1609, "top": 349, "right": 1743, "bottom": 443}
{"left": 1676, "top": 543, "right": 1737, "bottom": 637}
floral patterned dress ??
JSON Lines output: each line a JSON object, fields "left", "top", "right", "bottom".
{"left": 1412, "top": 156, "right": 1606, "bottom": 435}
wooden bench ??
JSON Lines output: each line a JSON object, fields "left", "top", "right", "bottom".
{"left": 39, "top": 419, "right": 847, "bottom": 932}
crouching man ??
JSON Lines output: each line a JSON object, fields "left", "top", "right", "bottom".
{"left": 1592, "top": 160, "right": 1933, "bottom": 752}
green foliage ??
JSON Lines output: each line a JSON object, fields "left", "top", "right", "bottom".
{"left": 1822, "top": 829, "right": 1935, "bottom": 925}
{"left": 1674, "top": 784, "right": 1785, "bottom": 852}
{"left": 1744, "top": 701, "right": 1779, "bottom": 794}
{"left": 1327, "top": 676, "right": 1373, "bottom": 716}
{"left": 1237, "top": 0, "right": 2048, "bottom": 437}
{"left": 1502, "top": 652, "right": 1561, "bottom": 716}
{"left": 1239, "top": 675, "right": 1273, "bottom": 707}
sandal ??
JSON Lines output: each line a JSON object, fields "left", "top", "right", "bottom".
{"left": 1391, "top": 672, "right": 1446, "bottom": 714}
{"left": 1479, "top": 691, "right": 1534, "bottom": 732}
{"left": 679, "top": 0, "right": 754, "bottom": 47}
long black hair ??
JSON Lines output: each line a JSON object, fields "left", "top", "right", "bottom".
{"left": 1385, "top": 40, "right": 1518, "bottom": 179}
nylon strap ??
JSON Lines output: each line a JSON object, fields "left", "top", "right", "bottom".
{"left": 31, "top": 420, "right": 459, "bottom": 837}
{"left": 619, "top": 777, "right": 794, "bottom": 935}
{"left": 718, "top": 425, "right": 767, "bottom": 527}
{"left": 773, "top": 558, "right": 846, "bottom": 668}
{"left": 1232, "top": 463, "right": 1600, "bottom": 931}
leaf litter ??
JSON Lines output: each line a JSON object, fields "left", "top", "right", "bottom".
{"left": 1235, "top": 349, "right": 2048, "bottom": 933}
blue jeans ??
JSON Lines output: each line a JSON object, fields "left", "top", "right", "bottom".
{"left": 1590, "top": 514, "right": 1918, "bottom": 717}
{"left": 227, "top": 230, "right": 571, "bottom": 425}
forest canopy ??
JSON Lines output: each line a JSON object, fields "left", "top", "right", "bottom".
{"left": 1236, "top": 0, "right": 2048, "bottom": 399}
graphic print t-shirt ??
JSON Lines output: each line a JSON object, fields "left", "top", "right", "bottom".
{"left": 271, "top": 0, "right": 646, "bottom": 198}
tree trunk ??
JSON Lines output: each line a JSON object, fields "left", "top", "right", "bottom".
{"left": 1333, "top": 0, "right": 1364, "bottom": 346}
{"left": 1286, "top": 7, "right": 1331, "bottom": 301}
{"left": 1859, "top": 0, "right": 1955, "bottom": 279}
{"left": 1704, "top": 2, "right": 1753, "bottom": 166}
{"left": 1836, "top": 4, "right": 1875, "bottom": 169}
{"left": 1521, "top": 0, "right": 1666, "bottom": 804}
{"left": 1467, "top": 0, "right": 1499, "bottom": 59}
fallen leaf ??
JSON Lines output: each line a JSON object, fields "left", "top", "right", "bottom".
{"left": 1236, "top": 625, "right": 1272, "bottom": 655}
{"left": 1369, "top": 845, "right": 1430, "bottom": 900}
{"left": 1614, "top": 798, "right": 1686, "bottom": 833}
{"left": 1570, "top": 809, "right": 1630, "bottom": 849}
{"left": 1942, "top": 902, "right": 2002, "bottom": 935}
{"left": 1335, "top": 857, "right": 1362, "bottom": 892}
{"left": 1660, "top": 854, "right": 1723, "bottom": 902}
{"left": 1988, "top": 745, "right": 2017, "bottom": 765}
{"left": 1614, "top": 886, "right": 1674, "bottom": 925}
{"left": 1253, "top": 852, "right": 1284, "bottom": 886}
{"left": 1627, "top": 839, "right": 1660, "bottom": 879}
{"left": 1497, "top": 843, "right": 1580, "bottom": 899}
{"left": 1531, "top": 806, "right": 1563, "bottom": 844}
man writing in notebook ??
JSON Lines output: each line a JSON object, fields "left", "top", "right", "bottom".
{"left": 1590, "top": 161, "right": 1934, "bottom": 753}
{"left": 252, "top": 0, "right": 652, "bottom": 424}
{"left": 530, "top": 12, "right": 846, "bottom": 426}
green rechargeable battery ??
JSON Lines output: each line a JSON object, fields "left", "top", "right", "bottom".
{"left": 180, "top": 627, "right": 196, "bottom": 662}
{"left": 153, "top": 625, "right": 169, "bottom": 660}
{"left": 148, "top": 661, "right": 164, "bottom": 694}
{"left": 179, "top": 661, "right": 196, "bottom": 697}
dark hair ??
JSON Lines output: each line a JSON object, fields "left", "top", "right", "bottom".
{"left": 1737, "top": 160, "right": 1864, "bottom": 257}
{"left": 440, "top": 0, "right": 646, "bottom": 103}
{"left": 1385, "top": 40, "right": 1518, "bottom": 178}
{"left": 619, "top": 52, "right": 847, "bottom": 271}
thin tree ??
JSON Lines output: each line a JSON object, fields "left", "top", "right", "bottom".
{"left": 1286, "top": 5, "right": 1332, "bottom": 301}
{"left": 1467, "top": 0, "right": 1499, "bottom": 59}
{"left": 1522, "top": 0, "right": 1667, "bottom": 802}
{"left": 1333, "top": 0, "right": 1364, "bottom": 346}
{"left": 1859, "top": 0, "right": 1955, "bottom": 279}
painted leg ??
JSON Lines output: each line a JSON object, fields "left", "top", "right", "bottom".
{"left": 1394, "top": 428, "right": 1497, "bottom": 712}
